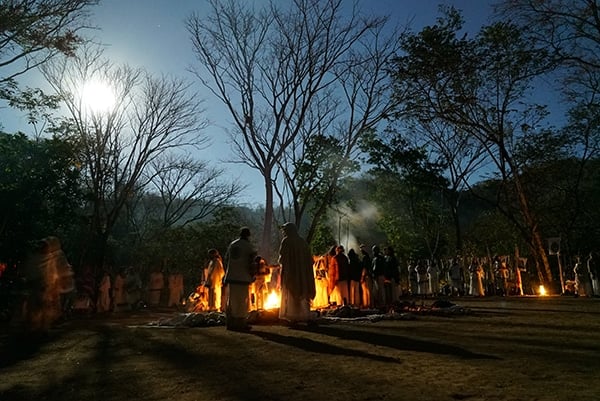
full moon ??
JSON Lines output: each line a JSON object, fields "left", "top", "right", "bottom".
{"left": 79, "top": 79, "right": 116, "bottom": 114}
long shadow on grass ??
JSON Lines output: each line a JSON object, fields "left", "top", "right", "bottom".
{"left": 249, "top": 329, "right": 401, "bottom": 364}
{"left": 469, "top": 305, "right": 600, "bottom": 316}
{"left": 122, "top": 330, "right": 289, "bottom": 401}
{"left": 0, "top": 328, "right": 62, "bottom": 369}
{"left": 292, "top": 325, "right": 500, "bottom": 360}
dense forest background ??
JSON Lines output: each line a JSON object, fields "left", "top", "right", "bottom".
{"left": 1, "top": 0, "right": 599, "bottom": 296}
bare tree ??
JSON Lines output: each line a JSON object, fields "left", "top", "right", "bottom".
{"left": 187, "top": 0, "right": 388, "bottom": 257}
{"left": 41, "top": 45, "right": 209, "bottom": 269}
{"left": 400, "top": 119, "right": 489, "bottom": 253}
{"left": 142, "top": 153, "right": 245, "bottom": 229}
{"left": 273, "top": 20, "right": 402, "bottom": 244}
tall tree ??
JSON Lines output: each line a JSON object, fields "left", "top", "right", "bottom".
{"left": 41, "top": 46, "right": 209, "bottom": 270}
{"left": 361, "top": 131, "right": 450, "bottom": 259}
{"left": 388, "top": 9, "right": 557, "bottom": 287}
{"left": 0, "top": 132, "right": 82, "bottom": 264}
{"left": 0, "top": 0, "right": 96, "bottom": 104}
{"left": 497, "top": 0, "right": 600, "bottom": 250}
{"left": 187, "top": 0, "right": 390, "bottom": 258}
{"left": 139, "top": 154, "right": 244, "bottom": 230}
{"left": 388, "top": 117, "right": 488, "bottom": 253}
{"left": 274, "top": 20, "right": 401, "bottom": 244}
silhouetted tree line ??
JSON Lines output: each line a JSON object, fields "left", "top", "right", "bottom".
{"left": 2, "top": 0, "right": 600, "bottom": 299}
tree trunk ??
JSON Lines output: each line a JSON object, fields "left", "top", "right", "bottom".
{"left": 450, "top": 203, "right": 463, "bottom": 255}
{"left": 513, "top": 175, "right": 554, "bottom": 288}
{"left": 260, "top": 176, "right": 274, "bottom": 262}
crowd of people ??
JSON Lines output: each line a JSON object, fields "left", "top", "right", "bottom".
{"left": 309, "top": 246, "right": 600, "bottom": 310}
{"left": 5, "top": 240, "right": 190, "bottom": 334}
{"left": 569, "top": 253, "right": 599, "bottom": 297}
{"left": 5, "top": 230, "right": 598, "bottom": 334}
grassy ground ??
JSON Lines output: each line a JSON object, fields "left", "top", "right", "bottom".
{"left": 1, "top": 296, "right": 599, "bottom": 401}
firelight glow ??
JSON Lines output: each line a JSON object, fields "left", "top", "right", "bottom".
{"left": 79, "top": 79, "right": 116, "bottom": 114}
{"left": 263, "top": 291, "right": 281, "bottom": 310}
{"left": 538, "top": 285, "right": 548, "bottom": 296}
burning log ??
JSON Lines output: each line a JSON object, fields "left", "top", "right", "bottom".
{"left": 185, "top": 285, "right": 209, "bottom": 312}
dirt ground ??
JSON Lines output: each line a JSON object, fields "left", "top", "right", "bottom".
{"left": 1, "top": 296, "right": 599, "bottom": 401}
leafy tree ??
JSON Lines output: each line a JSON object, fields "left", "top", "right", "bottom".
{"left": 388, "top": 8, "right": 557, "bottom": 288}
{"left": 276, "top": 133, "right": 359, "bottom": 244}
{"left": 497, "top": 0, "right": 600, "bottom": 251}
{"left": 0, "top": 132, "right": 82, "bottom": 264}
{"left": 388, "top": 117, "right": 488, "bottom": 254}
{"left": 0, "top": 0, "right": 96, "bottom": 115}
{"left": 361, "top": 130, "right": 450, "bottom": 260}
{"left": 274, "top": 20, "right": 401, "bottom": 246}
{"left": 121, "top": 205, "right": 257, "bottom": 291}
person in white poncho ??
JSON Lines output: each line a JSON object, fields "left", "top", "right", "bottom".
{"left": 278, "top": 222, "right": 316, "bottom": 325}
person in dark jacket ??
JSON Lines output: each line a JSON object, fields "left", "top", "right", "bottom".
{"left": 359, "top": 245, "right": 373, "bottom": 308}
{"left": 384, "top": 246, "right": 400, "bottom": 304}
{"left": 347, "top": 248, "right": 362, "bottom": 307}
{"left": 372, "top": 245, "right": 386, "bottom": 307}
{"left": 334, "top": 246, "right": 350, "bottom": 305}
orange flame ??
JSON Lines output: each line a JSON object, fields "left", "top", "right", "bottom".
{"left": 263, "top": 291, "right": 281, "bottom": 310}
{"left": 538, "top": 285, "right": 547, "bottom": 296}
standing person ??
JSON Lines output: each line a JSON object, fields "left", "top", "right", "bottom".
{"left": 468, "top": 258, "right": 477, "bottom": 296}
{"left": 205, "top": 249, "right": 226, "bottom": 311}
{"left": 384, "top": 246, "right": 400, "bottom": 304}
{"left": 359, "top": 245, "right": 373, "bottom": 308}
{"left": 450, "top": 258, "right": 464, "bottom": 296}
{"left": 469, "top": 258, "right": 485, "bottom": 297}
{"left": 408, "top": 259, "right": 418, "bottom": 296}
{"left": 588, "top": 252, "right": 599, "bottom": 296}
{"left": 96, "top": 270, "right": 112, "bottom": 313}
{"left": 372, "top": 245, "right": 386, "bottom": 307}
{"left": 347, "top": 249, "right": 362, "bottom": 306}
{"left": 125, "top": 266, "right": 142, "bottom": 310}
{"left": 312, "top": 255, "right": 330, "bottom": 309}
{"left": 334, "top": 245, "right": 350, "bottom": 305}
{"left": 167, "top": 270, "right": 184, "bottom": 307}
{"left": 427, "top": 260, "right": 440, "bottom": 296}
{"left": 251, "top": 255, "right": 269, "bottom": 310}
{"left": 496, "top": 257, "right": 510, "bottom": 296}
{"left": 147, "top": 267, "right": 164, "bottom": 307}
{"left": 224, "top": 227, "right": 256, "bottom": 331}
{"left": 21, "top": 237, "right": 70, "bottom": 332}
{"left": 574, "top": 256, "right": 592, "bottom": 297}
{"left": 112, "top": 268, "right": 127, "bottom": 311}
{"left": 325, "top": 245, "right": 341, "bottom": 306}
{"left": 278, "top": 222, "right": 316, "bottom": 325}
{"left": 415, "top": 259, "right": 428, "bottom": 296}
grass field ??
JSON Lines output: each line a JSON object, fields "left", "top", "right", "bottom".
{"left": 1, "top": 296, "right": 599, "bottom": 401}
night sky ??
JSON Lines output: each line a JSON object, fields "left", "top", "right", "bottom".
{"left": 1, "top": 0, "right": 495, "bottom": 205}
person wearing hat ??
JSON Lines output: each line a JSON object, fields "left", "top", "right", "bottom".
{"left": 278, "top": 222, "right": 316, "bottom": 325}
{"left": 224, "top": 227, "right": 256, "bottom": 331}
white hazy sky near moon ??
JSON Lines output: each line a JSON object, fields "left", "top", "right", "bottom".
{"left": 1, "top": 0, "right": 495, "bottom": 206}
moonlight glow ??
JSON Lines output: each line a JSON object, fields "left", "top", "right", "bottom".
{"left": 79, "top": 79, "right": 116, "bottom": 113}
